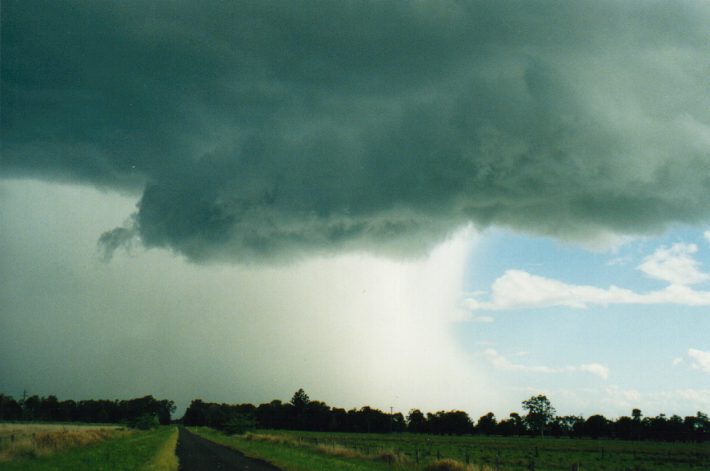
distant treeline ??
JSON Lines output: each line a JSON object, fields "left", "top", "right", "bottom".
{"left": 0, "top": 393, "right": 175, "bottom": 428}
{"left": 183, "top": 389, "right": 709, "bottom": 442}
{"left": 3, "top": 390, "right": 708, "bottom": 442}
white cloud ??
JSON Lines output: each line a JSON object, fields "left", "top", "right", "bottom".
{"left": 470, "top": 315, "right": 494, "bottom": 323}
{"left": 705, "top": 231, "right": 710, "bottom": 245}
{"left": 466, "top": 269, "right": 710, "bottom": 311}
{"left": 687, "top": 349, "right": 710, "bottom": 374}
{"left": 535, "top": 386, "right": 710, "bottom": 418}
{"left": 482, "top": 349, "right": 609, "bottom": 380}
{"left": 578, "top": 364, "right": 611, "bottom": 379}
{"left": 607, "top": 255, "right": 632, "bottom": 267}
{"left": 637, "top": 243, "right": 710, "bottom": 285}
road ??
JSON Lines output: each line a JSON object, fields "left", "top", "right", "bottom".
{"left": 176, "top": 427, "right": 282, "bottom": 471}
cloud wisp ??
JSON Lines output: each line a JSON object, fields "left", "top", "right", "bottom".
{"left": 687, "top": 349, "right": 710, "bottom": 374}
{"left": 482, "top": 349, "right": 609, "bottom": 380}
{"left": 638, "top": 243, "right": 710, "bottom": 286}
{"left": 467, "top": 242, "right": 710, "bottom": 311}
{"left": 2, "top": 1, "right": 710, "bottom": 262}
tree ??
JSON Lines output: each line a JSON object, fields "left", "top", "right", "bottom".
{"left": 584, "top": 414, "right": 610, "bottom": 439}
{"left": 550, "top": 415, "right": 582, "bottom": 437}
{"left": 522, "top": 394, "right": 556, "bottom": 437}
{"left": 407, "top": 409, "right": 426, "bottom": 433}
{"left": 476, "top": 412, "right": 497, "bottom": 435}
{"left": 290, "top": 389, "right": 310, "bottom": 410}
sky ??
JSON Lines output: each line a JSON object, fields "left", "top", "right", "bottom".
{"left": 2, "top": 0, "right": 710, "bottom": 420}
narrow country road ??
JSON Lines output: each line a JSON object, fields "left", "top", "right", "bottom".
{"left": 176, "top": 427, "right": 282, "bottom": 471}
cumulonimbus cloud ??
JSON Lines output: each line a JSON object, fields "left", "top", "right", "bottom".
{"left": 2, "top": 1, "right": 710, "bottom": 262}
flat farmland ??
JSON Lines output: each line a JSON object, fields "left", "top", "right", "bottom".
{"left": 208, "top": 429, "right": 710, "bottom": 471}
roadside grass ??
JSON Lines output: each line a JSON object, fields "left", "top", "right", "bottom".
{"left": 142, "top": 426, "right": 179, "bottom": 471}
{"left": 0, "top": 423, "right": 124, "bottom": 461}
{"left": 190, "top": 427, "right": 400, "bottom": 471}
{"left": 0, "top": 424, "right": 178, "bottom": 471}
{"left": 191, "top": 428, "right": 710, "bottom": 471}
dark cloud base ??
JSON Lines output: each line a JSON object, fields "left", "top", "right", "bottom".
{"left": 2, "top": 0, "right": 709, "bottom": 262}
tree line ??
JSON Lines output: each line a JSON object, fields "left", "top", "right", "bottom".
{"left": 0, "top": 393, "right": 175, "bottom": 428}
{"left": 183, "top": 390, "right": 709, "bottom": 442}
{"left": 3, "top": 390, "right": 708, "bottom": 442}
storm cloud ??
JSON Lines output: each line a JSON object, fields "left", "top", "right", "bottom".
{"left": 3, "top": 0, "right": 710, "bottom": 261}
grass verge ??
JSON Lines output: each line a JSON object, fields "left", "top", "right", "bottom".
{"left": 141, "top": 426, "right": 179, "bottom": 471}
{"left": 0, "top": 424, "right": 124, "bottom": 461}
{"left": 189, "top": 427, "right": 402, "bottom": 471}
{"left": 0, "top": 425, "right": 177, "bottom": 471}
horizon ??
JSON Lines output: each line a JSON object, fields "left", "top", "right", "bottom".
{"left": 2, "top": 387, "right": 702, "bottom": 424}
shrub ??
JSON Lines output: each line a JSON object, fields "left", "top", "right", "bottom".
{"left": 425, "top": 458, "right": 493, "bottom": 471}
{"left": 374, "top": 449, "right": 409, "bottom": 464}
{"left": 223, "top": 415, "right": 256, "bottom": 435}
{"left": 130, "top": 414, "right": 160, "bottom": 430}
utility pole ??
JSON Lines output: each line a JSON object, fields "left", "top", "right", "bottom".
{"left": 389, "top": 406, "right": 393, "bottom": 433}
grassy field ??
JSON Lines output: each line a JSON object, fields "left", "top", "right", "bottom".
{"left": 0, "top": 423, "right": 178, "bottom": 470}
{"left": 191, "top": 427, "right": 398, "bottom": 471}
{"left": 191, "top": 427, "right": 710, "bottom": 471}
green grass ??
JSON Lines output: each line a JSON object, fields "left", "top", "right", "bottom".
{"left": 141, "top": 426, "right": 179, "bottom": 471}
{"left": 190, "top": 427, "right": 399, "bottom": 471}
{"left": 190, "top": 428, "right": 710, "bottom": 471}
{"left": 0, "top": 426, "right": 178, "bottom": 471}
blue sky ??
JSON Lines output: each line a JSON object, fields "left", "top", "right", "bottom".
{"left": 456, "top": 228, "right": 710, "bottom": 417}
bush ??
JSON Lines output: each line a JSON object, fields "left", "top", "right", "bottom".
{"left": 425, "top": 459, "right": 490, "bottom": 471}
{"left": 223, "top": 415, "right": 256, "bottom": 435}
{"left": 129, "top": 414, "right": 160, "bottom": 430}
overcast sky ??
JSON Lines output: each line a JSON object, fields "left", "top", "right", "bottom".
{"left": 2, "top": 0, "right": 710, "bottom": 419}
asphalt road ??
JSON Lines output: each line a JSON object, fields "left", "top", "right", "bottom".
{"left": 176, "top": 427, "right": 282, "bottom": 471}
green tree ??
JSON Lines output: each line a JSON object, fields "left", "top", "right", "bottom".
{"left": 290, "top": 389, "right": 310, "bottom": 410}
{"left": 522, "top": 394, "right": 556, "bottom": 437}
{"left": 476, "top": 412, "right": 497, "bottom": 434}
{"left": 407, "top": 409, "right": 426, "bottom": 433}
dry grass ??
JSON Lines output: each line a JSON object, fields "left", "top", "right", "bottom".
{"left": 0, "top": 423, "right": 125, "bottom": 461}
{"left": 425, "top": 458, "right": 495, "bottom": 471}
{"left": 314, "top": 443, "right": 363, "bottom": 459}
{"left": 313, "top": 442, "right": 410, "bottom": 464}
{"left": 244, "top": 432, "right": 409, "bottom": 465}
{"left": 372, "top": 448, "right": 410, "bottom": 464}
{"left": 243, "top": 432, "right": 298, "bottom": 446}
